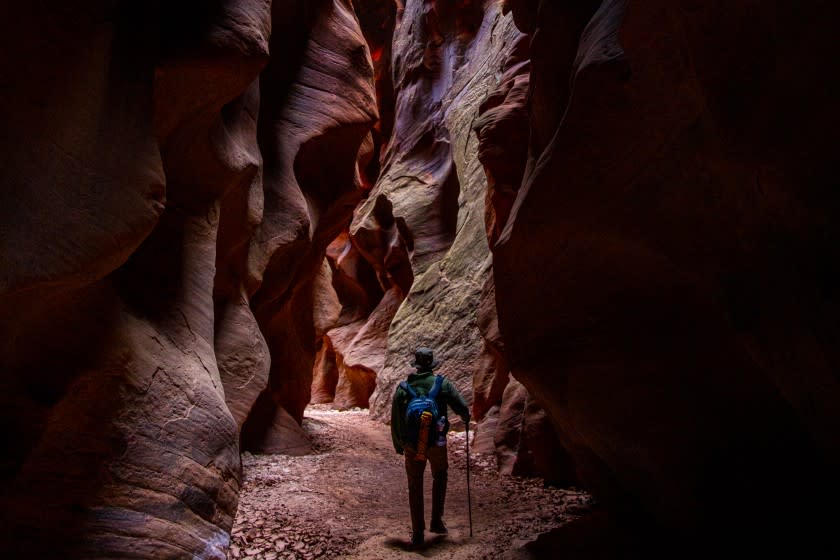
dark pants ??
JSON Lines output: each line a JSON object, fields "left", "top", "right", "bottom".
{"left": 404, "top": 445, "right": 448, "bottom": 536}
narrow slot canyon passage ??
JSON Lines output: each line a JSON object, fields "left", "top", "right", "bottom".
{"left": 230, "top": 407, "right": 591, "bottom": 559}
{"left": 2, "top": 1, "right": 839, "bottom": 559}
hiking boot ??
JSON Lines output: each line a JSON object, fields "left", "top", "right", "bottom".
{"left": 429, "top": 519, "right": 448, "bottom": 534}
{"left": 410, "top": 531, "right": 425, "bottom": 548}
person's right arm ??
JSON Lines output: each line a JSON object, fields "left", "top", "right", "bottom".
{"left": 444, "top": 378, "right": 471, "bottom": 424}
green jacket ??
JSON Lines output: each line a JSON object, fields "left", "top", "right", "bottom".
{"left": 390, "top": 370, "right": 470, "bottom": 454}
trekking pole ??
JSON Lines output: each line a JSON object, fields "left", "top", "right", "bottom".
{"left": 466, "top": 420, "right": 473, "bottom": 537}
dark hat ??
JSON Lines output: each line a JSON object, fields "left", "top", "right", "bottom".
{"left": 410, "top": 347, "right": 440, "bottom": 370}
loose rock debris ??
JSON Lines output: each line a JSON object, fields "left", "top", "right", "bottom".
{"left": 229, "top": 406, "right": 592, "bottom": 559}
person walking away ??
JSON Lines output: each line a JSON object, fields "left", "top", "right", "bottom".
{"left": 391, "top": 347, "right": 470, "bottom": 547}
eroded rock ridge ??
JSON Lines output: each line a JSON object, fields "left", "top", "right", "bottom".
{"left": 3, "top": 0, "right": 838, "bottom": 558}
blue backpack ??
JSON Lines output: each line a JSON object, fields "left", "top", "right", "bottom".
{"left": 400, "top": 375, "right": 446, "bottom": 453}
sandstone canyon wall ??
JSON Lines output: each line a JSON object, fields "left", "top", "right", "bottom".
{"left": 239, "top": 0, "right": 377, "bottom": 453}
{"left": 1, "top": 0, "right": 375, "bottom": 556}
{"left": 3, "top": 0, "right": 839, "bottom": 558}
{"left": 302, "top": 0, "right": 567, "bottom": 484}
{"left": 358, "top": 0, "right": 521, "bottom": 422}
{"left": 305, "top": 0, "right": 407, "bottom": 412}
{"left": 492, "top": 0, "right": 840, "bottom": 556}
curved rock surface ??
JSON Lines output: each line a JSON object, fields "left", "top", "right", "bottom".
{"left": 5, "top": 1, "right": 839, "bottom": 557}
{"left": 362, "top": 0, "right": 527, "bottom": 421}
{"left": 493, "top": 378, "right": 576, "bottom": 486}
{"left": 242, "top": 0, "right": 378, "bottom": 450}
{"left": 322, "top": 194, "right": 414, "bottom": 409}
{"left": 1, "top": 0, "right": 375, "bottom": 556}
{"left": 493, "top": 0, "right": 840, "bottom": 555}
{"left": 215, "top": 82, "right": 271, "bottom": 433}
{"left": 0, "top": 1, "right": 273, "bottom": 556}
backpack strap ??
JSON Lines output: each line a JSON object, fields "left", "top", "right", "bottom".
{"left": 428, "top": 375, "right": 444, "bottom": 399}
{"left": 400, "top": 381, "right": 418, "bottom": 399}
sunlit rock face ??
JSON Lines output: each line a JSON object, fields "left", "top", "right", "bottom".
{"left": 0, "top": 0, "right": 375, "bottom": 556}
{"left": 363, "top": 0, "right": 527, "bottom": 422}
{"left": 493, "top": 0, "right": 840, "bottom": 554}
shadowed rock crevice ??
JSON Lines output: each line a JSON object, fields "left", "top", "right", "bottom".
{"left": 354, "top": 0, "right": 399, "bottom": 188}
{"left": 331, "top": 231, "right": 388, "bottom": 321}
{"left": 439, "top": 153, "right": 462, "bottom": 252}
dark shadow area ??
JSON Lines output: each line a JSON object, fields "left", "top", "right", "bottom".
{"left": 440, "top": 157, "right": 461, "bottom": 248}
{"left": 383, "top": 533, "right": 448, "bottom": 553}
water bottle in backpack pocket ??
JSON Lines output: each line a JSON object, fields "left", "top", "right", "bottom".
{"left": 400, "top": 375, "right": 445, "bottom": 461}
{"left": 436, "top": 415, "right": 449, "bottom": 446}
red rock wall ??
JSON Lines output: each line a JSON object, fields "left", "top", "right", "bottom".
{"left": 7, "top": 0, "right": 837, "bottom": 556}
{"left": 0, "top": 0, "right": 376, "bottom": 556}
{"left": 360, "top": 0, "right": 527, "bottom": 424}
{"left": 493, "top": 0, "right": 840, "bottom": 554}
{"left": 241, "top": 0, "right": 378, "bottom": 451}
{"left": 315, "top": 198, "right": 414, "bottom": 410}
{"left": 304, "top": 2, "right": 411, "bottom": 413}
{"left": 331, "top": 0, "right": 571, "bottom": 484}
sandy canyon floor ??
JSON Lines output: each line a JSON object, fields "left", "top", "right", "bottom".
{"left": 229, "top": 406, "right": 592, "bottom": 559}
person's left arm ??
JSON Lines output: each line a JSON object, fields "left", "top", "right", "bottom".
{"left": 391, "top": 386, "right": 405, "bottom": 454}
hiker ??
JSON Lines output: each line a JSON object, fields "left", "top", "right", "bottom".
{"left": 391, "top": 347, "right": 471, "bottom": 547}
